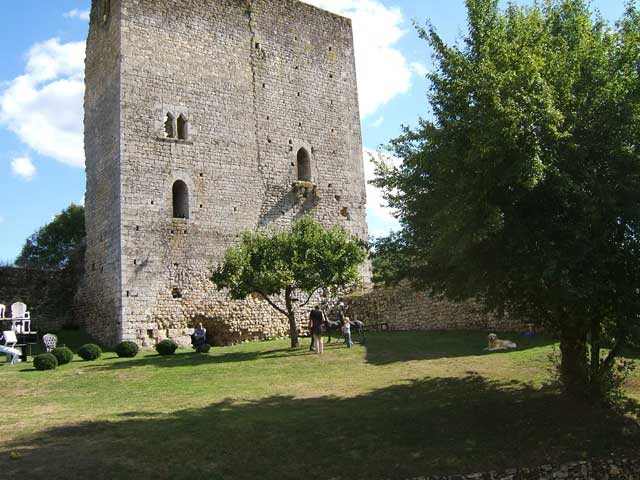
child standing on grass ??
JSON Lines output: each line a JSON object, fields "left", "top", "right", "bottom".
{"left": 342, "top": 317, "right": 352, "bottom": 348}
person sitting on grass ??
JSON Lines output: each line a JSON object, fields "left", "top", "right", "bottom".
{"left": 0, "top": 332, "right": 22, "bottom": 365}
{"left": 191, "top": 322, "right": 207, "bottom": 350}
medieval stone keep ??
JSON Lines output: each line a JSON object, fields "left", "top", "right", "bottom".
{"left": 76, "top": 0, "right": 369, "bottom": 346}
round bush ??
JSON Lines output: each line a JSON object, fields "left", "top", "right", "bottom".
{"left": 33, "top": 353, "right": 58, "bottom": 371}
{"left": 78, "top": 343, "right": 102, "bottom": 361}
{"left": 156, "top": 339, "right": 178, "bottom": 356}
{"left": 115, "top": 341, "right": 139, "bottom": 358}
{"left": 196, "top": 343, "right": 211, "bottom": 354}
{"left": 51, "top": 346, "right": 74, "bottom": 365}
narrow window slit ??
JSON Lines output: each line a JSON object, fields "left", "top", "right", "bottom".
{"left": 177, "top": 114, "right": 188, "bottom": 140}
{"left": 172, "top": 180, "right": 189, "bottom": 219}
{"left": 296, "top": 148, "right": 311, "bottom": 182}
{"left": 164, "top": 112, "right": 176, "bottom": 138}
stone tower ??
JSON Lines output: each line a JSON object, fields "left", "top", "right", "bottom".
{"left": 77, "top": 0, "right": 368, "bottom": 346}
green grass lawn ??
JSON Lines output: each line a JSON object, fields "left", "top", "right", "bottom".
{"left": 1, "top": 331, "right": 639, "bottom": 479}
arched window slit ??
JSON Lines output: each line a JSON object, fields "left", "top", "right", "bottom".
{"left": 172, "top": 180, "right": 189, "bottom": 219}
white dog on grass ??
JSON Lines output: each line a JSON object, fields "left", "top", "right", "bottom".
{"left": 485, "top": 333, "right": 517, "bottom": 351}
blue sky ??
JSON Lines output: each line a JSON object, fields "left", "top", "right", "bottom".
{"left": 0, "top": 0, "right": 627, "bottom": 262}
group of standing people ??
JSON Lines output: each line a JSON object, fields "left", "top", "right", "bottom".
{"left": 308, "top": 302, "right": 352, "bottom": 354}
{"left": 190, "top": 302, "right": 354, "bottom": 355}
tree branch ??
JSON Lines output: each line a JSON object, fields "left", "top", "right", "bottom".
{"left": 257, "top": 291, "right": 289, "bottom": 318}
{"left": 300, "top": 287, "right": 322, "bottom": 308}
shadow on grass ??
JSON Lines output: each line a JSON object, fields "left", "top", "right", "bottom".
{"left": 75, "top": 331, "right": 554, "bottom": 372}
{"left": 2, "top": 376, "right": 638, "bottom": 480}
{"left": 81, "top": 346, "right": 312, "bottom": 371}
{"left": 364, "top": 330, "right": 555, "bottom": 365}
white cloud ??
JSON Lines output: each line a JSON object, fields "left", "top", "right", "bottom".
{"left": 64, "top": 9, "right": 90, "bottom": 21}
{"left": 370, "top": 115, "right": 384, "bottom": 128}
{"left": 410, "top": 62, "right": 428, "bottom": 77}
{"left": 0, "top": 38, "right": 85, "bottom": 168}
{"left": 363, "top": 148, "right": 401, "bottom": 237}
{"left": 11, "top": 156, "right": 36, "bottom": 180}
{"left": 303, "top": 0, "right": 414, "bottom": 118}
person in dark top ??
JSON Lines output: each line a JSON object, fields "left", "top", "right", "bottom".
{"left": 337, "top": 302, "right": 346, "bottom": 323}
{"left": 308, "top": 305, "right": 324, "bottom": 354}
{"left": 191, "top": 322, "right": 207, "bottom": 350}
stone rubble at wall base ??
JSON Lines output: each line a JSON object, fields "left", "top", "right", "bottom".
{"left": 405, "top": 458, "right": 640, "bottom": 480}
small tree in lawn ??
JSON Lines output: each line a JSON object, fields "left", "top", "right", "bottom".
{"left": 210, "top": 216, "right": 367, "bottom": 348}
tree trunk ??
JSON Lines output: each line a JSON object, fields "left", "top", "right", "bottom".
{"left": 285, "top": 286, "right": 299, "bottom": 348}
{"left": 559, "top": 329, "right": 589, "bottom": 398}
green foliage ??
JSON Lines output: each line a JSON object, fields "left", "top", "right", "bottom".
{"left": 370, "top": 233, "right": 412, "bottom": 286}
{"left": 211, "top": 216, "right": 367, "bottom": 347}
{"left": 374, "top": 0, "right": 640, "bottom": 400}
{"left": 593, "top": 358, "right": 638, "bottom": 407}
{"left": 156, "top": 339, "right": 178, "bottom": 356}
{"left": 548, "top": 346, "right": 637, "bottom": 407}
{"left": 15, "top": 204, "right": 85, "bottom": 270}
{"left": 33, "top": 353, "right": 58, "bottom": 371}
{"left": 78, "top": 343, "right": 102, "bottom": 361}
{"left": 197, "top": 343, "right": 211, "bottom": 354}
{"left": 115, "top": 341, "right": 139, "bottom": 358}
{"left": 51, "top": 347, "right": 74, "bottom": 365}
{"left": 212, "top": 216, "right": 366, "bottom": 300}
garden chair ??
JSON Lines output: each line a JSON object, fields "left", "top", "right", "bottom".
{"left": 42, "top": 333, "right": 58, "bottom": 352}
{"left": 10, "top": 302, "right": 31, "bottom": 334}
{"left": 0, "top": 330, "right": 22, "bottom": 365}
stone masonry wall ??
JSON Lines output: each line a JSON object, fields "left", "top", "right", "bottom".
{"left": 347, "top": 282, "right": 528, "bottom": 333}
{"left": 82, "top": 0, "right": 369, "bottom": 346}
{"left": 0, "top": 267, "right": 76, "bottom": 333}
{"left": 76, "top": 0, "right": 123, "bottom": 346}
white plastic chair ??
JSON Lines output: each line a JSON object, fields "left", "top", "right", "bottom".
{"left": 0, "top": 304, "right": 5, "bottom": 319}
{"left": 42, "top": 333, "right": 58, "bottom": 352}
{"left": 10, "top": 302, "right": 31, "bottom": 333}
{"left": 0, "top": 330, "right": 21, "bottom": 364}
{"left": 2, "top": 330, "right": 17, "bottom": 348}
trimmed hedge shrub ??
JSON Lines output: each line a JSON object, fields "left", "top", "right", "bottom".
{"left": 78, "top": 343, "right": 102, "bottom": 361}
{"left": 51, "top": 347, "right": 74, "bottom": 365}
{"left": 197, "top": 343, "right": 211, "bottom": 354}
{"left": 115, "top": 341, "right": 139, "bottom": 358}
{"left": 33, "top": 353, "right": 58, "bottom": 371}
{"left": 156, "top": 339, "right": 178, "bottom": 356}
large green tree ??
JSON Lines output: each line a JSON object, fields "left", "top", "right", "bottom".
{"left": 210, "top": 216, "right": 367, "bottom": 348}
{"left": 375, "top": 0, "right": 640, "bottom": 400}
{"left": 16, "top": 204, "right": 85, "bottom": 270}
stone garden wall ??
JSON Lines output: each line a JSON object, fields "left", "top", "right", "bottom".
{"left": 347, "top": 281, "right": 528, "bottom": 333}
{"left": 0, "top": 267, "right": 76, "bottom": 333}
{"left": 409, "top": 457, "right": 640, "bottom": 480}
